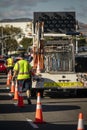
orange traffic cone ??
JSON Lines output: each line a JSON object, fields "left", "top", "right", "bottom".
{"left": 17, "top": 84, "right": 24, "bottom": 107}
{"left": 77, "top": 112, "right": 84, "bottom": 130}
{"left": 6, "top": 72, "right": 10, "bottom": 85}
{"left": 18, "top": 92, "right": 24, "bottom": 107}
{"left": 34, "top": 92, "right": 45, "bottom": 123}
{"left": 10, "top": 80, "right": 15, "bottom": 93}
{"left": 13, "top": 80, "right": 18, "bottom": 100}
{"left": 9, "top": 70, "right": 12, "bottom": 81}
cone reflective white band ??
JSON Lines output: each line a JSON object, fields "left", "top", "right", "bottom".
{"left": 12, "top": 81, "right": 14, "bottom": 85}
{"left": 15, "top": 85, "right": 17, "bottom": 91}
{"left": 77, "top": 119, "right": 84, "bottom": 130}
{"left": 36, "top": 103, "right": 42, "bottom": 109}
{"left": 15, "top": 81, "right": 18, "bottom": 88}
{"left": 37, "top": 96, "right": 41, "bottom": 103}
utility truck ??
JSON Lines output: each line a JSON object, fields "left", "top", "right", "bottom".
{"left": 31, "top": 12, "right": 87, "bottom": 97}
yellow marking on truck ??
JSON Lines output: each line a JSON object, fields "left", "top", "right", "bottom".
{"left": 44, "top": 82, "right": 83, "bottom": 87}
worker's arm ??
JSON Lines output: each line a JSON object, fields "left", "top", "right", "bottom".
{"left": 12, "top": 70, "right": 17, "bottom": 81}
{"left": 28, "top": 63, "right": 35, "bottom": 76}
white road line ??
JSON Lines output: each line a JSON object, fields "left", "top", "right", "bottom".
{"left": 8, "top": 93, "right": 13, "bottom": 96}
{"left": 6, "top": 87, "right": 10, "bottom": 89}
{"left": 13, "top": 103, "right": 18, "bottom": 106}
{"left": 26, "top": 118, "right": 39, "bottom": 128}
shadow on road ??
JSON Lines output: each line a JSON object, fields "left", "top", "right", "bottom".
{"left": 0, "top": 120, "right": 32, "bottom": 130}
{"left": 0, "top": 81, "right": 7, "bottom": 85}
{"left": 42, "top": 104, "right": 80, "bottom": 112}
{"left": 0, "top": 88, "right": 10, "bottom": 93}
{"left": 39, "top": 122, "right": 87, "bottom": 130}
{"left": 0, "top": 103, "right": 80, "bottom": 114}
{"left": 0, "top": 120, "right": 87, "bottom": 130}
{"left": 0, "top": 95, "right": 13, "bottom": 100}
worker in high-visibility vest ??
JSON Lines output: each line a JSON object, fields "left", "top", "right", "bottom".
{"left": 12, "top": 53, "right": 33, "bottom": 104}
{"left": 6, "top": 55, "right": 14, "bottom": 74}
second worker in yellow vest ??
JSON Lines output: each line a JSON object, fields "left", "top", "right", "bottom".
{"left": 6, "top": 55, "right": 14, "bottom": 75}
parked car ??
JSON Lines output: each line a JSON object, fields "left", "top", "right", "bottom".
{"left": 0, "top": 59, "right": 7, "bottom": 74}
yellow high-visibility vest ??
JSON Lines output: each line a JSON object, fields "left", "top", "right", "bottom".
{"left": 7, "top": 58, "right": 14, "bottom": 67}
{"left": 13, "top": 59, "right": 32, "bottom": 80}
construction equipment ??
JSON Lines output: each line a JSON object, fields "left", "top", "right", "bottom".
{"left": 30, "top": 12, "right": 87, "bottom": 97}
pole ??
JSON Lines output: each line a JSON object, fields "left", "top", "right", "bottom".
{"left": 76, "top": 37, "right": 78, "bottom": 54}
{"left": 76, "top": 21, "right": 79, "bottom": 54}
{"left": 1, "top": 27, "right": 4, "bottom": 55}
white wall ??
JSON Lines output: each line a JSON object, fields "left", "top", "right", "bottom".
{"left": 0, "top": 21, "right": 33, "bottom": 38}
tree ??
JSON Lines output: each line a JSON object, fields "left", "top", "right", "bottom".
{"left": 0, "top": 26, "right": 22, "bottom": 36}
{"left": 6, "top": 39, "right": 18, "bottom": 51}
{"left": 78, "top": 37, "right": 87, "bottom": 47}
{"left": 20, "top": 37, "right": 33, "bottom": 50}
{"left": 0, "top": 26, "right": 22, "bottom": 55}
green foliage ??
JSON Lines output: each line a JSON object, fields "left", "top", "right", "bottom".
{"left": 0, "top": 26, "right": 33, "bottom": 55}
{"left": 78, "top": 38, "right": 87, "bottom": 47}
{"left": 0, "top": 26, "right": 22, "bottom": 54}
{"left": 20, "top": 37, "right": 33, "bottom": 50}
{"left": 73, "top": 35, "right": 87, "bottom": 47}
{"left": 0, "top": 26, "right": 21, "bottom": 35}
{"left": 6, "top": 39, "right": 18, "bottom": 51}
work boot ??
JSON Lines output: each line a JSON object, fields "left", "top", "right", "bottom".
{"left": 27, "top": 98, "right": 32, "bottom": 105}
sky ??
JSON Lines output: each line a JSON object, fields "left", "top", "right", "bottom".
{"left": 0, "top": 0, "right": 87, "bottom": 24}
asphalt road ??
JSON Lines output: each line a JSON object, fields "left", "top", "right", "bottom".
{"left": 0, "top": 74, "right": 87, "bottom": 130}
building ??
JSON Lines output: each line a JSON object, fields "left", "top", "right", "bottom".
{"left": 0, "top": 18, "right": 33, "bottom": 42}
{"left": 0, "top": 18, "right": 33, "bottom": 55}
